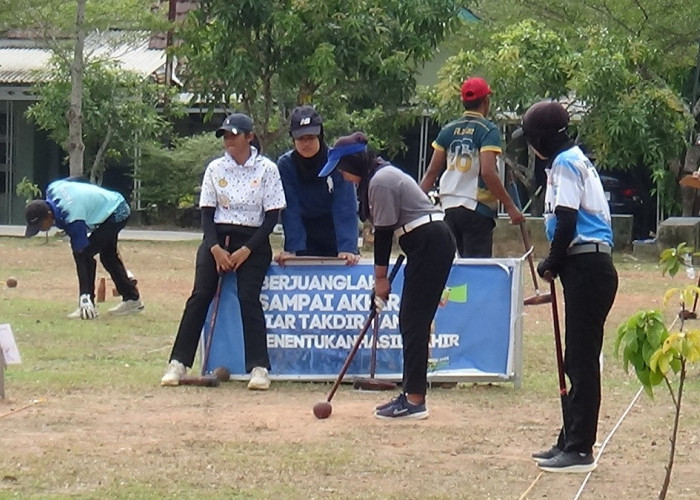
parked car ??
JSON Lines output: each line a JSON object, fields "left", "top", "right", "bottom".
{"left": 598, "top": 167, "right": 656, "bottom": 240}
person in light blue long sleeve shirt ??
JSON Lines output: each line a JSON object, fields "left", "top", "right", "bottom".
{"left": 24, "top": 178, "right": 143, "bottom": 319}
{"left": 275, "top": 105, "right": 360, "bottom": 265}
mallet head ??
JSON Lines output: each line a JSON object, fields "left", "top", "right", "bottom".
{"left": 313, "top": 401, "right": 332, "bottom": 419}
{"left": 524, "top": 293, "right": 553, "bottom": 306}
{"left": 213, "top": 366, "right": 231, "bottom": 382}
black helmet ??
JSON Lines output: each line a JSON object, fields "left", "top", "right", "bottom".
{"left": 520, "top": 101, "right": 569, "bottom": 139}
{"left": 512, "top": 101, "right": 571, "bottom": 157}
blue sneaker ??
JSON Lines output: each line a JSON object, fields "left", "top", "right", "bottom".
{"left": 375, "top": 393, "right": 402, "bottom": 411}
{"left": 374, "top": 393, "right": 429, "bottom": 420}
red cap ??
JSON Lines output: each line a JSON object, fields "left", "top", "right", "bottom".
{"left": 461, "top": 77, "right": 492, "bottom": 102}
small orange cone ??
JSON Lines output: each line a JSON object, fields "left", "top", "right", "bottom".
{"left": 96, "top": 277, "right": 106, "bottom": 302}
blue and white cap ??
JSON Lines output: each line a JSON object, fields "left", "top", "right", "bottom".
{"left": 318, "top": 135, "right": 368, "bottom": 177}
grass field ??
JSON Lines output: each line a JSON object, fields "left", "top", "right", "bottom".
{"left": 1, "top": 234, "right": 699, "bottom": 499}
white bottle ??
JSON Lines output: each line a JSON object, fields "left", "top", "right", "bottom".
{"left": 684, "top": 254, "right": 696, "bottom": 279}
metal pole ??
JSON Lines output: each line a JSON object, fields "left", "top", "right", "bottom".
{"left": 7, "top": 101, "right": 13, "bottom": 221}
{"left": 418, "top": 113, "right": 428, "bottom": 179}
{"left": 692, "top": 35, "right": 700, "bottom": 117}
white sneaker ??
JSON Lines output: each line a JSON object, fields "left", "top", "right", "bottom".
{"left": 161, "top": 360, "right": 187, "bottom": 386}
{"left": 247, "top": 366, "right": 271, "bottom": 390}
{"left": 108, "top": 299, "right": 145, "bottom": 316}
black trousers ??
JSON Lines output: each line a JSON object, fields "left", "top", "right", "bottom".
{"left": 169, "top": 229, "right": 272, "bottom": 372}
{"left": 74, "top": 216, "right": 139, "bottom": 302}
{"left": 444, "top": 206, "right": 495, "bottom": 258}
{"left": 555, "top": 252, "right": 618, "bottom": 454}
{"left": 397, "top": 221, "right": 456, "bottom": 395}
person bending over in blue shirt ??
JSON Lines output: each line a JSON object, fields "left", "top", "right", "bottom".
{"left": 24, "top": 179, "right": 143, "bottom": 320}
{"left": 276, "top": 105, "right": 360, "bottom": 266}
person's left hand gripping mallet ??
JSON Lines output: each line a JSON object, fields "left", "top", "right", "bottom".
{"left": 373, "top": 293, "right": 387, "bottom": 314}
{"left": 373, "top": 274, "right": 390, "bottom": 312}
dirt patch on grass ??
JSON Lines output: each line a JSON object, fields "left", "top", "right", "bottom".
{"left": 1, "top": 238, "right": 699, "bottom": 499}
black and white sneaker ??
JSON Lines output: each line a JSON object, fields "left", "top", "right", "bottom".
{"left": 537, "top": 451, "right": 597, "bottom": 473}
{"left": 375, "top": 393, "right": 402, "bottom": 411}
{"left": 531, "top": 445, "right": 561, "bottom": 462}
{"left": 374, "top": 393, "right": 429, "bottom": 420}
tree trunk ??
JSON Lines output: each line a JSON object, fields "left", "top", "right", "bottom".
{"left": 161, "top": 0, "right": 177, "bottom": 119}
{"left": 90, "top": 123, "right": 113, "bottom": 185}
{"left": 67, "top": 0, "right": 86, "bottom": 178}
{"left": 658, "top": 362, "right": 686, "bottom": 499}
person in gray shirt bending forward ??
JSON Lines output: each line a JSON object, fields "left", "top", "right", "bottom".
{"left": 318, "top": 132, "right": 456, "bottom": 420}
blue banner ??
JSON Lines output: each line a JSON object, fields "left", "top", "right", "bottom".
{"left": 203, "top": 258, "right": 523, "bottom": 385}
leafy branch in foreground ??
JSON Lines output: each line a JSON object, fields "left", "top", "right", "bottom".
{"left": 659, "top": 242, "right": 700, "bottom": 318}
{"left": 615, "top": 246, "right": 700, "bottom": 499}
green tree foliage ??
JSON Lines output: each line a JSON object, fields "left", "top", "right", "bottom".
{"left": 471, "top": 0, "right": 700, "bottom": 215}
{"left": 424, "top": 19, "right": 694, "bottom": 214}
{"left": 14, "top": 177, "right": 41, "bottom": 204}
{"left": 175, "top": 0, "right": 460, "bottom": 155}
{"left": 429, "top": 19, "right": 572, "bottom": 122}
{"left": 137, "top": 133, "right": 223, "bottom": 208}
{"left": 472, "top": 0, "right": 699, "bottom": 71}
{"left": 0, "top": 0, "right": 164, "bottom": 38}
{"left": 26, "top": 58, "right": 175, "bottom": 184}
{"left": 1, "top": 0, "right": 166, "bottom": 177}
{"left": 571, "top": 30, "right": 692, "bottom": 192}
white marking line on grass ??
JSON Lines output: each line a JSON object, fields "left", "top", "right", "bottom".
{"left": 573, "top": 315, "right": 679, "bottom": 498}
{"left": 521, "top": 312, "right": 679, "bottom": 498}
{"left": 145, "top": 345, "right": 171, "bottom": 354}
{"left": 573, "top": 386, "right": 644, "bottom": 500}
{"left": 519, "top": 386, "right": 644, "bottom": 500}
{"left": 518, "top": 471, "right": 544, "bottom": 500}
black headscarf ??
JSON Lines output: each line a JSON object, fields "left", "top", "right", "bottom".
{"left": 292, "top": 133, "right": 329, "bottom": 183}
{"left": 333, "top": 132, "right": 387, "bottom": 222}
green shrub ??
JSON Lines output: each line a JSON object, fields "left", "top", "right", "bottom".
{"left": 137, "top": 133, "right": 222, "bottom": 208}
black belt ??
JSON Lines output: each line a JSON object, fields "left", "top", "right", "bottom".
{"left": 567, "top": 243, "right": 612, "bottom": 256}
